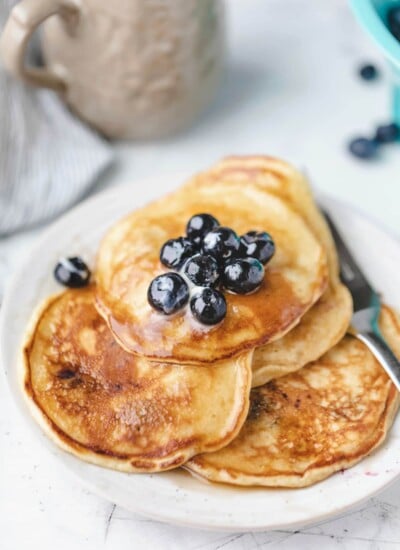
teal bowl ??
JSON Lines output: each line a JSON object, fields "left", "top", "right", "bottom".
{"left": 350, "top": 0, "right": 400, "bottom": 123}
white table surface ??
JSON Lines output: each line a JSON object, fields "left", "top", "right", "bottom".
{"left": 2, "top": 1, "right": 400, "bottom": 548}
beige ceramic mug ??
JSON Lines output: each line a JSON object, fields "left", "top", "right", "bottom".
{"left": 1, "top": 0, "right": 224, "bottom": 139}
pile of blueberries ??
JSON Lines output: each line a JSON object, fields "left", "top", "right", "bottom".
{"left": 147, "top": 213, "right": 275, "bottom": 326}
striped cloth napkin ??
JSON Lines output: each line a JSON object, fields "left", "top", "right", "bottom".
{"left": 0, "top": 0, "right": 113, "bottom": 236}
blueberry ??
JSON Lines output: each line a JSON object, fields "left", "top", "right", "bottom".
{"left": 147, "top": 273, "right": 189, "bottom": 315}
{"left": 240, "top": 231, "right": 275, "bottom": 264}
{"left": 182, "top": 254, "right": 220, "bottom": 287}
{"left": 54, "top": 257, "right": 91, "bottom": 288}
{"left": 388, "top": 6, "right": 400, "bottom": 41}
{"left": 374, "top": 123, "right": 400, "bottom": 144}
{"left": 186, "top": 213, "right": 219, "bottom": 245}
{"left": 190, "top": 287, "right": 227, "bottom": 325}
{"left": 223, "top": 258, "right": 264, "bottom": 294}
{"left": 202, "top": 227, "right": 240, "bottom": 262}
{"left": 358, "top": 63, "right": 379, "bottom": 81}
{"left": 348, "top": 137, "right": 378, "bottom": 159}
{"left": 160, "top": 237, "right": 198, "bottom": 269}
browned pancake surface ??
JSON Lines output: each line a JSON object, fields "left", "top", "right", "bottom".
{"left": 24, "top": 287, "right": 252, "bottom": 472}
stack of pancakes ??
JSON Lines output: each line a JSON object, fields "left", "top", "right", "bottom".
{"left": 23, "top": 156, "right": 400, "bottom": 488}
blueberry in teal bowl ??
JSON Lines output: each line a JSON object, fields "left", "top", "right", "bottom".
{"left": 190, "top": 287, "right": 227, "bottom": 325}
{"left": 186, "top": 213, "right": 219, "bottom": 245}
{"left": 160, "top": 237, "right": 198, "bottom": 269}
{"left": 223, "top": 257, "right": 265, "bottom": 295}
{"left": 54, "top": 257, "right": 91, "bottom": 288}
{"left": 181, "top": 254, "right": 220, "bottom": 287}
{"left": 202, "top": 227, "right": 240, "bottom": 262}
{"left": 147, "top": 273, "right": 189, "bottom": 315}
{"left": 388, "top": 6, "right": 400, "bottom": 42}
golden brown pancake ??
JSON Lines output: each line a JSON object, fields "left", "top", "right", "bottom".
{"left": 185, "top": 306, "right": 400, "bottom": 488}
{"left": 96, "top": 178, "right": 328, "bottom": 364}
{"left": 23, "top": 287, "right": 252, "bottom": 473}
{"left": 202, "top": 156, "right": 352, "bottom": 386}
{"left": 251, "top": 284, "right": 352, "bottom": 386}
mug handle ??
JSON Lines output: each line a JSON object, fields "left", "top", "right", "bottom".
{"left": 0, "top": 0, "right": 79, "bottom": 92}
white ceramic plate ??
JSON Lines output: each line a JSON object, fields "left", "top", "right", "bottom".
{"left": 2, "top": 175, "right": 400, "bottom": 532}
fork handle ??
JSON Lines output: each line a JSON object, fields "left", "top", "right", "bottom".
{"left": 355, "top": 331, "right": 400, "bottom": 392}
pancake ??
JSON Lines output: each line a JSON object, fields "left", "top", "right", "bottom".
{"left": 23, "top": 287, "right": 252, "bottom": 473}
{"left": 185, "top": 305, "right": 400, "bottom": 487}
{"left": 202, "top": 156, "right": 352, "bottom": 386}
{"left": 252, "top": 284, "right": 352, "bottom": 387}
{"left": 96, "top": 178, "right": 328, "bottom": 364}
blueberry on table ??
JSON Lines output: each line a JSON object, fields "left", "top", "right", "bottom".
{"left": 223, "top": 257, "right": 265, "bottom": 294}
{"left": 186, "top": 213, "right": 219, "bottom": 244}
{"left": 388, "top": 6, "right": 400, "bottom": 41}
{"left": 190, "top": 287, "right": 227, "bottom": 325}
{"left": 181, "top": 254, "right": 220, "bottom": 287}
{"left": 348, "top": 137, "right": 378, "bottom": 159}
{"left": 374, "top": 123, "right": 400, "bottom": 144}
{"left": 148, "top": 273, "right": 189, "bottom": 315}
{"left": 160, "top": 237, "right": 197, "bottom": 269}
{"left": 240, "top": 231, "right": 275, "bottom": 264}
{"left": 202, "top": 227, "right": 240, "bottom": 262}
{"left": 54, "top": 257, "right": 91, "bottom": 288}
{"left": 358, "top": 63, "right": 379, "bottom": 81}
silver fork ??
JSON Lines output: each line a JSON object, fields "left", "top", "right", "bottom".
{"left": 324, "top": 212, "right": 400, "bottom": 392}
